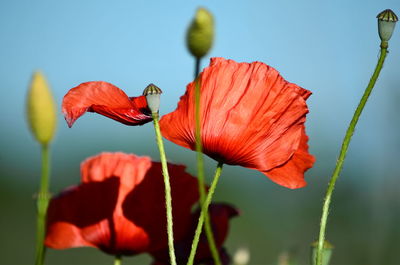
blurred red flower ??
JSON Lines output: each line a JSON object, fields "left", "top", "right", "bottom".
{"left": 62, "top": 81, "right": 152, "bottom": 127}
{"left": 151, "top": 203, "right": 239, "bottom": 265}
{"left": 160, "top": 58, "right": 315, "bottom": 189}
{"left": 45, "top": 152, "right": 199, "bottom": 255}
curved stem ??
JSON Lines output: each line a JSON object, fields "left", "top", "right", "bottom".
{"left": 152, "top": 112, "right": 177, "bottom": 265}
{"left": 187, "top": 162, "right": 224, "bottom": 265}
{"left": 315, "top": 46, "right": 388, "bottom": 265}
{"left": 193, "top": 75, "right": 222, "bottom": 265}
{"left": 35, "top": 144, "right": 51, "bottom": 265}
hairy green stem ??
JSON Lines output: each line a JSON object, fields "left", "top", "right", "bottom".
{"left": 187, "top": 162, "right": 224, "bottom": 265}
{"left": 315, "top": 46, "right": 388, "bottom": 265}
{"left": 193, "top": 72, "right": 222, "bottom": 265}
{"left": 35, "top": 144, "right": 51, "bottom": 265}
{"left": 152, "top": 112, "right": 177, "bottom": 265}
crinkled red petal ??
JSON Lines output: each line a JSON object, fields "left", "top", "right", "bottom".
{"left": 62, "top": 81, "right": 152, "bottom": 127}
{"left": 160, "top": 57, "right": 314, "bottom": 188}
{"left": 264, "top": 129, "right": 315, "bottom": 189}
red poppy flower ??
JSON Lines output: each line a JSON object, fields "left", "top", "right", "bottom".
{"left": 160, "top": 57, "right": 315, "bottom": 189}
{"left": 62, "top": 81, "right": 152, "bottom": 127}
{"left": 150, "top": 203, "right": 239, "bottom": 265}
{"left": 45, "top": 152, "right": 199, "bottom": 255}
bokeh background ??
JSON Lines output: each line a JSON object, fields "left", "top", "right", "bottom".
{"left": 1, "top": 0, "right": 399, "bottom": 264}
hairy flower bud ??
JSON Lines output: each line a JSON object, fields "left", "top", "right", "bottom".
{"left": 186, "top": 8, "right": 214, "bottom": 58}
{"left": 143, "top": 83, "right": 162, "bottom": 114}
{"left": 26, "top": 71, "right": 57, "bottom": 145}
{"left": 377, "top": 9, "right": 398, "bottom": 42}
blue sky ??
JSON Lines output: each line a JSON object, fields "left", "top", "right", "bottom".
{"left": 1, "top": 0, "right": 399, "bottom": 186}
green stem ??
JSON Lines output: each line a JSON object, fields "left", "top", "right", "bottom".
{"left": 193, "top": 75, "right": 222, "bottom": 265}
{"left": 315, "top": 46, "right": 388, "bottom": 265}
{"left": 35, "top": 144, "right": 51, "bottom": 265}
{"left": 187, "top": 162, "right": 224, "bottom": 265}
{"left": 114, "top": 255, "right": 122, "bottom": 265}
{"left": 194, "top": 57, "right": 201, "bottom": 79}
{"left": 151, "top": 112, "right": 177, "bottom": 265}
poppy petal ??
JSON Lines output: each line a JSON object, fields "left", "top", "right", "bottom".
{"left": 264, "top": 129, "right": 315, "bottom": 189}
{"left": 45, "top": 186, "right": 94, "bottom": 249}
{"left": 45, "top": 179, "right": 120, "bottom": 250}
{"left": 160, "top": 57, "right": 314, "bottom": 188}
{"left": 122, "top": 162, "right": 200, "bottom": 252}
{"left": 46, "top": 152, "right": 200, "bottom": 256}
{"left": 62, "top": 81, "right": 152, "bottom": 127}
{"left": 78, "top": 152, "right": 153, "bottom": 254}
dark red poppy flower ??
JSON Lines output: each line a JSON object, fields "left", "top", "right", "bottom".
{"left": 62, "top": 81, "right": 152, "bottom": 127}
{"left": 150, "top": 203, "right": 239, "bottom": 265}
{"left": 160, "top": 57, "right": 315, "bottom": 189}
{"left": 45, "top": 152, "right": 199, "bottom": 255}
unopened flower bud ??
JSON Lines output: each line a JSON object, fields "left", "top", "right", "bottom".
{"left": 143, "top": 84, "right": 162, "bottom": 113}
{"left": 26, "top": 71, "right": 57, "bottom": 145}
{"left": 186, "top": 8, "right": 214, "bottom": 58}
{"left": 377, "top": 9, "right": 398, "bottom": 42}
{"left": 311, "top": 241, "right": 334, "bottom": 265}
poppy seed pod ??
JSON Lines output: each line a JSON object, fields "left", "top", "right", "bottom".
{"left": 26, "top": 71, "right": 57, "bottom": 145}
{"left": 186, "top": 8, "right": 214, "bottom": 58}
{"left": 143, "top": 83, "right": 162, "bottom": 114}
{"left": 377, "top": 9, "right": 398, "bottom": 42}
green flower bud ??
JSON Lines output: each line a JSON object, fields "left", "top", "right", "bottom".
{"left": 186, "top": 8, "right": 214, "bottom": 58}
{"left": 377, "top": 9, "right": 398, "bottom": 42}
{"left": 26, "top": 71, "right": 57, "bottom": 145}
{"left": 143, "top": 83, "right": 162, "bottom": 114}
